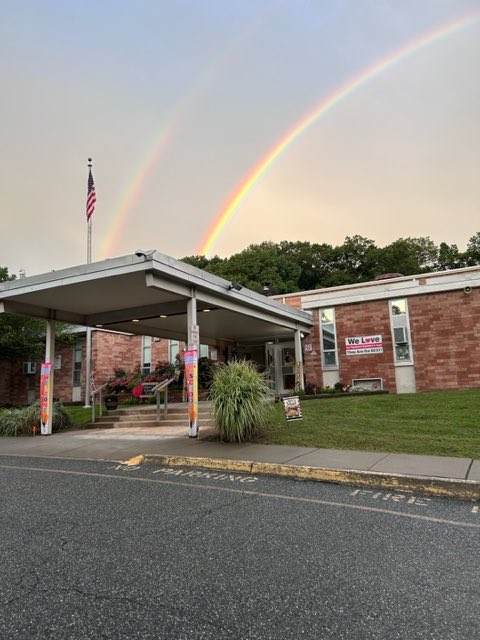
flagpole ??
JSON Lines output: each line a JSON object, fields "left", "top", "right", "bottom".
{"left": 84, "top": 158, "right": 95, "bottom": 407}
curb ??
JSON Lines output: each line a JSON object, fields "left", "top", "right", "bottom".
{"left": 143, "top": 454, "right": 480, "bottom": 500}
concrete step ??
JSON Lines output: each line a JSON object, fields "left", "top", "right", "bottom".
{"left": 113, "top": 419, "right": 215, "bottom": 429}
{"left": 85, "top": 418, "right": 215, "bottom": 430}
{"left": 84, "top": 422, "right": 117, "bottom": 430}
{"left": 113, "top": 412, "right": 212, "bottom": 422}
{"left": 111, "top": 407, "right": 212, "bottom": 417}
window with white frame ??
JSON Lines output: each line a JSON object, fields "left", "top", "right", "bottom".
{"left": 390, "top": 299, "right": 413, "bottom": 364}
{"left": 73, "top": 343, "right": 82, "bottom": 386}
{"left": 169, "top": 340, "right": 180, "bottom": 364}
{"left": 320, "top": 308, "right": 338, "bottom": 367}
{"left": 142, "top": 336, "right": 152, "bottom": 374}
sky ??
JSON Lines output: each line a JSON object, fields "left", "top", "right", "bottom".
{"left": 1, "top": 0, "right": 479, "bottom": 276}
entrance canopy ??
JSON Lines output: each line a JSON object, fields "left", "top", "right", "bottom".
{"left": 0, "top": 251, "right": 313, "bottom": 344}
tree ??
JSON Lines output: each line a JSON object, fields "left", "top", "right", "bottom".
{"left": 434, "top": 242, "right": 466, "bottom": 271}
{"left": 322, "top": 236, "right": 379, "bottom": 286}
{"left": 465, "top": 232, "right": 480, "bottom": 266}
{"left": 277, "top": 241, "right": 336, "bottom": 291}
{"left": 0, "top": 266, "right": 77, "bottom": 358}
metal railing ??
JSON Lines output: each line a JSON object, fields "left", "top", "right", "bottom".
{"left": 90, "top": 383, "right": 109, "bottom": 424}
{"left": 150, "top": 377, "right": 176, "bottom": 423}
{"left": 89, "top": 377, "right": 177, "bottom": 425}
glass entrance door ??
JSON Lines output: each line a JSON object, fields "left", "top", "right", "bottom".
{"left": 265, "top": 343, "right": 295, "bottom": 396}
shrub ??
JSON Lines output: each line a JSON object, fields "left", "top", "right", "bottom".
{"left": 0, "top": 401, "right": 71, "bottom": 437}
{"left": 209, "top": 360, "right": 273, "bottom": 443}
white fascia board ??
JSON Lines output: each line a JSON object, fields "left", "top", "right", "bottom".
{"left": 280, "top": 264, "right": 480, "bottom": 302}
{"left": 147, "top": 252, "right": 315, "bottom": 321}
{"left": 0, "top": 256, "right": 149, "bottom": 298}
{"left": 146, "top": 271, "right": 313, "bottom": 326}
{"left": 198, "top": 291, "right": 313, "bottom": 332}
{"left": 0, "top": 300, "right": 83, "bottom": 323}
{"left": 301, "top": 271, "right": 480, "bottom": 309}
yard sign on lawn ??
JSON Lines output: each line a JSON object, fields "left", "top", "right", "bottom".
{"left": 282, "top": 396, "right": 303, "bottom": 421}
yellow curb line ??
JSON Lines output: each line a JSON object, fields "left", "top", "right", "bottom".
{"left": 143, "top": 454, "right": 480, "bottom": 500}
{"left": 122, "top": 454, "right": 145, "bottom": 466}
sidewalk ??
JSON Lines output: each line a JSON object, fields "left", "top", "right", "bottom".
{"left": 1, "top": 426, "right": 479, "bottom": 500}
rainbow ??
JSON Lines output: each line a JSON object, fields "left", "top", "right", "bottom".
{"left": 198, "top": 11, "right": 480, "bottom": 256}
{"left": 98, "top": 7, "right": 275, "bottom": 260}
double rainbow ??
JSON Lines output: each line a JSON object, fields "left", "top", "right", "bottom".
{"left": 198, "top": 11, "right": 480, "bottom": 256}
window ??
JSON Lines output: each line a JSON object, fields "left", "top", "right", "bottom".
{"left": 320, "top": 308, "right": 338, "bottom": 368}
{"left": 73, "top": 343, "right": 82, "bottom": 386}
{"left": 169, "top": 340, "right": 180, "bottom": 364}
{"left": 199, "top": 344, "right": 209, "bottom": 358}
{"left": 390, "top": 299, "right": 413, "bottom": 364}
{"left": 142, "top": 336, "right": 152, "bottom": 374}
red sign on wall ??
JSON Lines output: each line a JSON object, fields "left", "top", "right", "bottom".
{"left": 345, "top": 335, "right": 383, "bottom": 355}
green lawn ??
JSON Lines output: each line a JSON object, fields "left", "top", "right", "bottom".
{"left": 258, "top": 389, "right": 480, "bottom": 459}
{"left": 4, "top": 390, "right": 480, "bottom": 459}
{"left": 63, "top": 405, "right": 98, "bottom": 427}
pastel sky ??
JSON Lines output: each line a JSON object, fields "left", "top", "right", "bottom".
{"left": 1, "top": 0, "right": 479, "bottom": 276}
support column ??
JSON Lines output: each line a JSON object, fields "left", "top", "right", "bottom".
{"left": 84, "top": 327, "right": 92, "bottom": 407}
{"left": 294, "top": 329, "right": 305, "bottom": 391}
{"left": 41, "top": 319, "right": 56, "bottom": 435}
{"left": 186, "top": 290, "right": 199, "bottom": 438}
{"left": 187, "top": 293, "right": 197, "bottom": 346}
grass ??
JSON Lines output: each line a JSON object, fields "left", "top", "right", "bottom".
{"left": 256, "top": 389, "right": 480, "bottom": 459}
{"left": 2, "top": 390, "right": 479, "bottom": 459}
{"left": 63, "top": 405, "right": 98, "bottom": 427}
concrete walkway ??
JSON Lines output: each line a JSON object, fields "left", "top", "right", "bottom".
{"left": 1, "top": 426, "right": 479, "bottom": 499}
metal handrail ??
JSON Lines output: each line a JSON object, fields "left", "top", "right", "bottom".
{"left": 150, "top": 377, "right": 176, "bottom": 423}
{"left": 89, "top": 377, "right": 177, "bottom": 425}
{"left": 90, "top": 383, "right": 109, "bottom": 423}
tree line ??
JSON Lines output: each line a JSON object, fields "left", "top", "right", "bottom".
{"left": 2, "top": 233, "right": 480, "bottom": 358}
{"left": 181, "top": 233, "right": 480, "bottom": 295}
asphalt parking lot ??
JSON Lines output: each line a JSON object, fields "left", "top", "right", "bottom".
{"left": 1, "top": 455, "right": 479, "bottom": 639}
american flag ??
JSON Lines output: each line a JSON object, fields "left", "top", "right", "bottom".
{"left": 86, "top": 167, "right": 96, "bottom": 221}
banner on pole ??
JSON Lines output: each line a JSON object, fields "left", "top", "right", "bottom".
{"left": 40, "top": 362, "right": 53, "bottom": 435}
{"left": 184, "top": 349, "right": 198, "bottom": 437}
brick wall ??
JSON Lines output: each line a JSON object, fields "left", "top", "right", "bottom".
{"left": 53, "top": 344, "right": 76, "bottom": 401}
{"left": 410, "top": 289, "right": 480, "bottom": 391}
{"left": 0, "top": 359, "right": 16, "bottom": 404}
{"left": 93, "top": 333, "right": 143, "bottom": 386}
{"left": 278, "top": 295, "right": 302, "bottom": 309}
{"left": 336, "top": 301, "right": 397, "bottom": 391}
{"left": 297, "top": 288, "right": 480, "bottom": 394}
{"left": 302, "top": 310, "right": 323, "bottom": 388}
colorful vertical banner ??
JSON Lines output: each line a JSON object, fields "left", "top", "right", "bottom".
{"left": 40, "top": 362, "right": 53, "bottom": 435}
{"left": 184, "top": 348, "right": 199, "bottom": 437}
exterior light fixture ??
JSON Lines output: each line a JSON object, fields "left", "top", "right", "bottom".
{"left": 202, "top": 308, "right": 211, "bottom": 312}
{"left": 134, "top": 249, "right": 155, "bottom": 259}
{"left": 160, "top": 314, "right": 167, "bottom": 318}
{"left": 132, "top": 319, "right": 140, "bottom": 322}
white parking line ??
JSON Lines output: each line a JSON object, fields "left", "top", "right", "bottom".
{"left": 1, "top": 463, "right": 478, "bottom": 529}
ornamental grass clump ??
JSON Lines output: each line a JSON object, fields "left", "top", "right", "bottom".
{"left": 0, "top": 401, "right": 71, "bottom": 436}
{"left": 209, "top": 360, "right": 273, "bottom": 443}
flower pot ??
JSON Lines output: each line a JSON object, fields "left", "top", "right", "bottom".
{"left": 104, "top": 395, "right": 119, "bottom": 410}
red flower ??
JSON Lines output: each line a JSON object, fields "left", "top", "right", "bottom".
{"left": 132, "top": 384, "right": 144, "bottom": 398}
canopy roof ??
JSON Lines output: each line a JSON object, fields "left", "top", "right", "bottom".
{"left": 0, "top": 251, "right": 313, "bottom": 345}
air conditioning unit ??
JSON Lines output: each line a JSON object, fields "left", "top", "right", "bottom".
{"left": 22, "top": 362, "right": 36, "bottom": 375}
{"left": 393, "top": 327, "right": 408, "bottom": 344}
